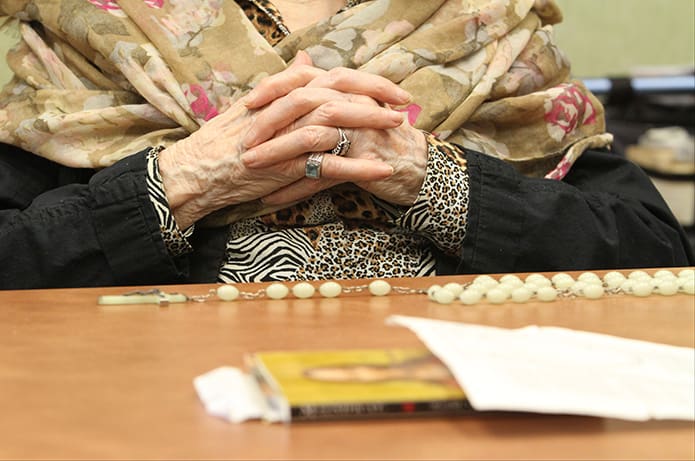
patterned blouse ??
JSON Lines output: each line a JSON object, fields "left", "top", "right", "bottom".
{"left": 146, "top": 0, "right": 470, "bottom": 282}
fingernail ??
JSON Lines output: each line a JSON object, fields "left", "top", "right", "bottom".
{"left": 396, "top": 89, "right": 412, "bottom": 103}
{"left": 242, "top": 90, "right": 258, "bottom": 107}
{"left": 243, "top": 129, "right": 257, "bottom": 148}
{"left": 390, "top": 110, "right": 405, "bottom": 124}
{"left": 379, "top": 164, "right": 395, "bottom": 177}
{"left": 240, "top": 150, "right": 257, "bottom": 166}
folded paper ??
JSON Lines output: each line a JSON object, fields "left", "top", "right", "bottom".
{"left": 387, "top": 315, "right": 695, "bottom": 421}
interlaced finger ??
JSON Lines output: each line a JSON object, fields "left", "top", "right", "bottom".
{"left": 244, "top": 87, "right": 353, "bottom": 148}
{"left": 243, "top": 124, "right": 345, "bottom": 167}
{"left": 306, "top": 67, "right": 411, "bottom": 106}
{"left": 264, "top": 155, "right": 393, "bottom": 205}
{"left": 243, "top": 58, "right": 324, "bottom": 109}
{"left": 280, "top": 101, "right": 404, "bottom": 136}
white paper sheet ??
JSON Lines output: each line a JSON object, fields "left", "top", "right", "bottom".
{"left": 386, "top": 315, "right": 695, "bottom": 421}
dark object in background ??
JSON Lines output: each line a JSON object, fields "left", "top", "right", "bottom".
{"left": 585, "top": 74, "right": 695, "bottom": 253}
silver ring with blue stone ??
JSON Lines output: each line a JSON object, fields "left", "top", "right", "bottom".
{"left": 305, "top": 152, "right": 325, "bottom": 179}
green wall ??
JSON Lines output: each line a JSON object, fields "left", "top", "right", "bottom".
{"left": 0, "top": 18, "right": 18, "bottom": 87}
{"left": 1, "top": 1, "right": 694, "bottom": 85}
{"left": 554, "top": 0, "right": 695, "bottom": 78}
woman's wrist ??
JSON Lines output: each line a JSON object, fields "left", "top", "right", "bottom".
{"left": 396, "top": 135, "right": 469, "bottom": 256}
{"left": 146, "top": 148, "right": 196, "bottom": 255}
{"left": 157, "top": 103, "right": 257, "bottom": 228}
{"left": 158, "top": 142, "right": 209, "bottom": 229}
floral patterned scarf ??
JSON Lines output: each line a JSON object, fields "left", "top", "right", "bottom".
{"left": 0, "top": 0, "right": 611, "bottom": 188}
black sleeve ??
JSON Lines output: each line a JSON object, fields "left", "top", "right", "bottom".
{"left": 456, "top": 148, "right": 694, "bottom": 274}
{"left": 0, "top": 143, "right": 189, "bottom": 289}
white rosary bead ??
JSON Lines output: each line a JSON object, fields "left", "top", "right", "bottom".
{"left": 577, "top": 272, "right": 601, "bottom": 284}
{"left": 632, "top": 281, "right": 653, "bottom": 297}
{"left": 499, "top": 274, "right": 523, "bottom": 286}
{"left": 653, "top": 269, "right": 676, "bottom": 280}
{"left": 292, "top": 282, "right": 316, "bottom": 299}
{"left": 677, "top": 269, "right": 694, "bottom": 279}
{"left": 473, "top": 275, "right": 496, "bottom": 286}
{"left": 551, "top": 273, "right": 574, "bottom": 290}
{"left": 570, "top": 281, "right": 587, "bottom": 296}
{"left": 628, "top": 270, "right": 651, "bottom": 281}
{"left": 496, "top": 283, "right": 517, "bottom": 296}
{"left": 619, "top": 279, "right": 635, "bottom": 294}
{"left": 216, "top": 284, "right": 240, "bottom": 301}
{"left": 603, "top": 271, "right": 624, "bottom": 282}
{"left": 525, "top": 274, "right": 551, "bottom": 287}
{"left": 459, "top": 288, "right": 483, "bottom": 305}
{"left": 473, "top": 274, "right": 496, "bottom": 283}
{"left": 586, "top": 278, "right": 604, "bottom": 286}
{"left": 427, "top": 285, "right": 443, "bottom": 301}
{"left": 583, "top": 284, "right": 605, "bottom": 299}
{"left": 603, "top": 272, "right": 626, "bottom": 290}
{"left": 511, "top": 286, "right": 533, "bottom": 303}
{"left": 553, "top": 278, "right": 575, "bottom": 291}
{"left": 319, "top": 281, "right": 342, "bottom": 298}
{"left": 537, "top": 286, "right": 558, "bottom": 302}
{"left": 474, "top": 277, "right": 499, "bottom": 291}
{"left": 655, "top": 279, "right": 679, "bottom": 296}
{"left": 679, "top": 277, "right": 695, "bottom": 295}
{"left": 266, "top": 282, "right": 290, "bottom": 300}
{"left": 485, "top": 287, "right": 508, "bottom": 304}
{"left": 469, "top": 281, "right": 496, "bottom": 295}
{"left": 442, "top": 282, "right": 464, "bottom": 297}
{"left": 433, "top": 288, "right": 456, "bottom": 305}
{"left": 369, "top": 280, "right": 392, "bottom": 296}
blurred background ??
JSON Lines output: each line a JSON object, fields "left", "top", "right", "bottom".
{"left": 1, "top": 0, "right": 694, "bottom": 246}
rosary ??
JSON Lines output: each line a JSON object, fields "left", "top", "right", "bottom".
{"left": 98, "top": 269, "right": 694, "bottom": 306}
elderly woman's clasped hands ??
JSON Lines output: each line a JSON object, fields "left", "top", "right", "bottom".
{"left": 158, "top": 52, "right": 428, "bottom": 229}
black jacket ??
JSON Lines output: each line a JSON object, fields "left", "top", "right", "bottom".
{"left": 0, "top": 142, "right": 692, "bottom": 289}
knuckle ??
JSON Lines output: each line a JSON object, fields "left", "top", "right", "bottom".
{"left": 316, "top": 101, "right": 341, "bottom": 122}
{"left": 287, "top": 88, "right": 310, "bottom": 108}
{"left": 298, "top": 65, "right": 318, "bottom": 79}
{"left": 352, "top": 94, "right": 377, "bottom": 106}
{"left": 289, "top": 159, "right": 306, "bottom": 179}
{"left": 300, "top": 126, "right": 323, "bottom": 150}
{"left": 326, "top": 67, "right": 349, "bottom": 86}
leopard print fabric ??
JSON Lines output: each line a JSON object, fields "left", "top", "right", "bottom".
{"left": 397, "top": 134, "right": 469, "bottom": 257}
{"left": 237, "top": 0, "right": 290, "bottom": 45}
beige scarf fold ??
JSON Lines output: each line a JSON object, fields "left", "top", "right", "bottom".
{"left": 0, "top": 0, "right": 611, "bottom": 195}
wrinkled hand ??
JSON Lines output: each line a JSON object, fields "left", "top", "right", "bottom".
{"left": 241, "top": 55, "right": 428, "bottom": 207}
{"left": 243, "top": 113, "right": 427, "bottom": 207}
{"left": 157, "top": 52, "right": 410, "bottom": 228}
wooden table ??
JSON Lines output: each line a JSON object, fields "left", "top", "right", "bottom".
{"left": 1, "top": 269, "right": 693, "bottom": 460}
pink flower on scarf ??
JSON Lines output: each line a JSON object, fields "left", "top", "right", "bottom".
{"left": 545, "top": 155, "right": 573, "bottom": 180}
{"left": 397, "top": 103, "right": 422, "bottom": 126}
{"left": 185, "top": 84, "right": 219, "bottom": 121}
{"left": 144, "top": 0, "right": 164, "bottom": 8}
{"left": 544, "top": 84, "right": 597, "bottom": 141}
{"left": 87, "top": 0, "right": 121, "bottom": 12}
